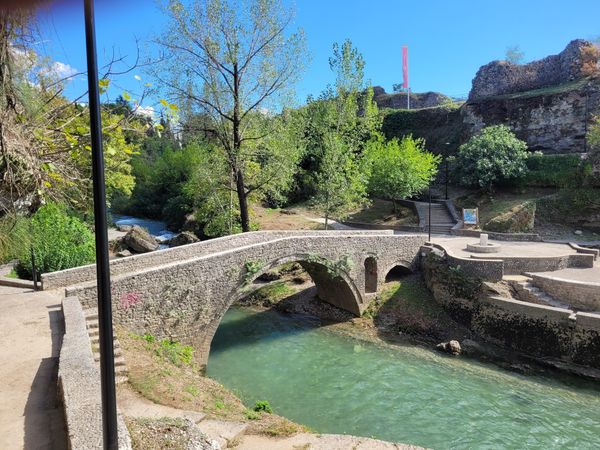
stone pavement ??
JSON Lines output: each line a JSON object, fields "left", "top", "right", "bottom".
{"left": 0, "top": 286, "right": 67, "bottom": 449}
{"left": 433, "top": 236, "right": 581, "bottom": 259}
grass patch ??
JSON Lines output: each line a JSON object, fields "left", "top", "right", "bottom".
{"left": 454, "top": 188, "right": 555, "bottom": 226}
{"left": 363, "top": 275, "right": 458, "bottom": 339}
{"left": 119, "top": 328, "right": 306, "bottom": 437}
{"left": 245, "top": 281, "right": 297, "bottom": 306}
{"left": 346, "top": 198, "right": 417, "bottom": 226}
{"left": 489, "top": 78, "right": 590, "bottom": 100}
{"left": 5, "top": 268, "right": 19, "bottom": 279}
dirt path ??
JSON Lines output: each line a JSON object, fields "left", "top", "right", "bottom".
{"left": 0, "top": 286, "right": 67, "bottom": 449}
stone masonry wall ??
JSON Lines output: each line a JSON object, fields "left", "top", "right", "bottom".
{"left": 43, "top": 230, "right": 391, "bottom": 289}
{"left": 469, "top": 39, "right": 599, "bottom": 100}
{"left": 422, "top": 253, "right": 600, "bottom": 370}
{"left": 59, "top": 296, "right": 131, "bottom": 449}
{"left": 65, "top": 233, "right": 426, "bottom": 368}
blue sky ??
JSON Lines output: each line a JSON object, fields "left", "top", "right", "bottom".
{"left": 36, "top": 0, "right": 600, "bottom": 112}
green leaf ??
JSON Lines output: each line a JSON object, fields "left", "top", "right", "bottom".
{"left": 123, "top": 91, "right": 131, "bottom": 101}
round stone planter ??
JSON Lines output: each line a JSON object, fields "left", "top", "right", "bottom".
{"left": 466, "top": 242, "right": 501, "bottom": 253}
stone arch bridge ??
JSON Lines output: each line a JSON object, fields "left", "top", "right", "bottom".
{"left": 45, "top": 230, "right": 426, "bottom": 367}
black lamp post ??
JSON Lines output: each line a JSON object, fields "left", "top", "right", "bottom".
{"left": 83, "top": 0, "right": 118, "bottom": 448}
{"left": 428, "top": 183, "right": 432, "bottom": 242}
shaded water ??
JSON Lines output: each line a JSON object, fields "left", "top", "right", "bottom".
{"left": 112, "top": 214, "right": 176, "bottom": 243}
{"left": 207, "top": 307, "right": 600, "bottom": 449}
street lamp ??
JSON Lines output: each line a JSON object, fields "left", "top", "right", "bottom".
{"left": 83, "top": 0, "right": 118, "bottom": 448}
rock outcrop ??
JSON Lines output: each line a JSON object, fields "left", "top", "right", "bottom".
{"left": 382, "top": 40, "right": 600, "bottom": 155}
{"left": 168, "top": 231, "right": 200, "bottom": 247}
{"left": 122, "top": 225, "right": 159, "bottom": 253}
{"left": 372, "top": 86, "right": 451, "bottom": 110}
{"left": 469, "top": 39, "right": 600, "bottom": 100}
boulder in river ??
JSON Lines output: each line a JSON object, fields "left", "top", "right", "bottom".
{"left": 436, "top": 340, "right": 461, "bottom": 356}
{"left": 168, "top": 231, "right": 200, "bottom": 247}
{"left": 122, "top": 225, "right": 159, "bottom": 253}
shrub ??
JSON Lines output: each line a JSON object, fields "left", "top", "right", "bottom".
{"left": 452, "top": 125, "right": 529, "bottom": 191}
{"left": 524, "top": 153, "right": 584, "bottom": 187}
{"left": 0, "top": 215, "right": 31, "bottom": 265}
{"left": 253, "top": 400, "right": 273, "bottom": 413}
{"left": 16, "top": 203, "right": 95, "bottom": 278}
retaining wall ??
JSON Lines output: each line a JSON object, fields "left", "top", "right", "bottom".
{"left": 59, "top": 296, "right": 131, "bottom": 449}
{"left": 422, "top": 253, "right": 600, "bottom": 369}
{"left": 529, "top": 273, "right": 600, "bottom": 311}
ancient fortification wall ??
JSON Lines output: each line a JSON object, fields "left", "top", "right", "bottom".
{"left": 469, "top": 39, "right": 600, "bottom": 100}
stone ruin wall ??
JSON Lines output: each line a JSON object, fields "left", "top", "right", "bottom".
{"left": 469, "top": 39, "right": 600, "bottom": 100}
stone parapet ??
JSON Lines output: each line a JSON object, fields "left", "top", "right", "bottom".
{"left": 59, "top": 296, "right": 131, "bottom": 450}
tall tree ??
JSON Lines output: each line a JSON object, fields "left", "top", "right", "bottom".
{"left": 153, "top": 0, "right": 307, "bottom": 231}
{"left": 307, "top": 39, "right": 378, "bottom": 222}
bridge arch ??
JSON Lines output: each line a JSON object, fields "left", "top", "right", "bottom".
{"left": 197, "top": 253, "right": 364, "bottom": 369}
{"left": 235, "top": 253, "right": 364, "bottom": 315}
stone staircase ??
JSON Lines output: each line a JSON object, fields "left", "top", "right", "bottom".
{"left": 84, "top": 309, "right": 129, "bottom": 384}
{"left": 505, "top": 275, "right": 571, "bottom": 310}
{"left": 416, "top": 202, "right": 457, "bottom": 234}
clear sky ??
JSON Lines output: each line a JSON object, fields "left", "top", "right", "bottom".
{"left": 35, "top": 0, "right": 600, "bottom": 111}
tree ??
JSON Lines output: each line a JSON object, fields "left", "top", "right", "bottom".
{"left": 505, "top": 45, "right": 525, "bottom": 64}
{"left": 363, "top": 135, "right": 440, "bottom": 209}
{"left": 314, "top": 133, "right": 367, "bottom": 228}
{"left": 152, "top": 0, "right": 307, "bottom": 232}
{"left": 453, "top": 125, "right": 529, "bottom": 191}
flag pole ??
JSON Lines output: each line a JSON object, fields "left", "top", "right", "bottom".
{"left": 83, "top": 0, "right": 119, "bottom": 448}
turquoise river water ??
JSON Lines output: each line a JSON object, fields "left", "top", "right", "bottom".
{"left": 207, "top": 307, "right": 600, "bottom": 449}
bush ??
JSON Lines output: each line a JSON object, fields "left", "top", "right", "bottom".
{"left": 253, "top": 400, "right": 273, "bottom": 413}
{"left": 16, "top": 203, "right": 95, "bottom": 278}
{"left": 0, "top": 215, "right": 31, "bottom": 265}
{"left": 524, "top": 153, "right": 584, "bottom": 187}
{"left": 452, "top": 125, "right": 529, "bottom": 191}
{"left": 363, "top": 134, "right": 440, "bottom": 202}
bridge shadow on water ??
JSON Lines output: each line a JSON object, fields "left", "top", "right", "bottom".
{"left": 208, "top": 287, "right": 352, "bottom": 356}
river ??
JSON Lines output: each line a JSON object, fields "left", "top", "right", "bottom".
{"left": 207, "top": 307, "right": 600, "bottom": 449}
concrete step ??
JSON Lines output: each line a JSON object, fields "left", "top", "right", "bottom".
{"left": 195, "top": 420, "right": 249, "bottom": 449}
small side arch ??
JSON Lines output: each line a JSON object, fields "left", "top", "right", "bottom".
{"left": 383, "top": 260, "right": 413, "bottom": 282}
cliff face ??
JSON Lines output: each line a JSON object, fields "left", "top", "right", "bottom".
{"left": 469, "top": 40, "right": 600, "bottom": 100}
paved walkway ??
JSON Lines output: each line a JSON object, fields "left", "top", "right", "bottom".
{"left": 0, "top": 286, "right": 67, "bottom": 449}
{"left": 433, "top": 236, "right": 580, "bottom": 259}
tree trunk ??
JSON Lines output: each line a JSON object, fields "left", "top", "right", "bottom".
{"left": 232, "top": 62, "right": 250, "bottom": 232}
{"left": 236, "top": 169, "right": 250, "bottom": 232}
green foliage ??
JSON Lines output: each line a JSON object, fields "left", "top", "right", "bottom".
{"left": 143, "top": 334, "right": 156, "bottom": 344}
{"left": 483, "top": 201, "right": 536, "bottom": 233}
{"left": 306, "top": 254, "right": 354, "bottom": 278}
{"left": 587, "top": 115, "right": 600, "bottom": 177}
{"left": 253, "top": 400, "right": 273, "bottom": 414}
{"left": 312, "top": 133, "right": 368, "bottom": 227}
{"left": 156, "top": 339, "right": 194, "bottom": 367}
{"left": 363, "top": 134, "right": 440, "bottom": 201}
{"left": 524, "top": 153, "right": 584, "bottom": 187}
{"left": 452, "top": 125, "right": 529, "bottom": 191}
{"left": 243, "top": 260, "right": 264, "bottom": 283}
{"left": 293, "top": 39, "right": 380, "bottom": 205}
{"left": 245, "top": 409, "right": 261, "bottom": 420}
{"left": 16, "top": 203, "right": 95, "bottom": 278}
{"left": 0, "top": 215, "right": 31, "bottom": 265}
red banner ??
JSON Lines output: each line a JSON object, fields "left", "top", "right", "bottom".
{"left": 402, "top": 46, "right": 409, "bottom": 89}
